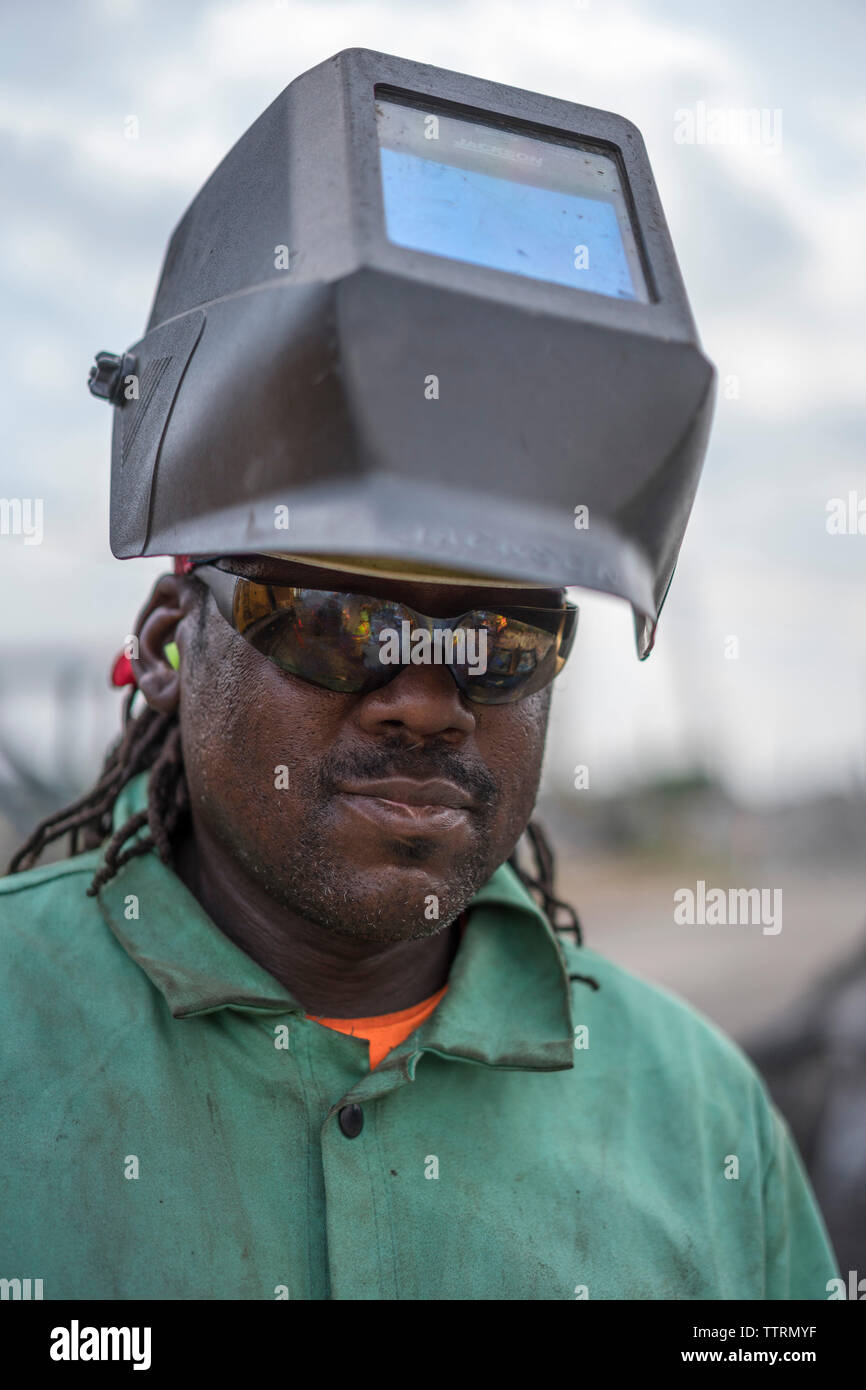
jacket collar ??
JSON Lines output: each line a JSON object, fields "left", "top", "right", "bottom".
{"left": 95, "top": 771, "right": 576, "bottom": 1071}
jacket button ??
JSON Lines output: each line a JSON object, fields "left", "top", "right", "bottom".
{"left": 339, "top": 1104, "right": 364, "bottom": 1138}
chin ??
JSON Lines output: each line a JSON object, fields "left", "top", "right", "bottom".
{"left": 304, "top": 865, "right": 471, "bottom": 942}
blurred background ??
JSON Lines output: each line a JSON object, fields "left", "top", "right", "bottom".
{"left": 1, "top": 0, "right": 864, "bottom": 1274}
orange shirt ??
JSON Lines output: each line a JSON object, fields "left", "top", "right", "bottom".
{"left": 306, "top": 984, "right": 449, "bottom": 1070}
{"left": 305, "top": 915, "right": 466, "bottom": 1069}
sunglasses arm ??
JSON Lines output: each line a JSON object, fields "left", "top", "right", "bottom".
{"left": 190, "top": 563, "right": 239, "bottom": 626}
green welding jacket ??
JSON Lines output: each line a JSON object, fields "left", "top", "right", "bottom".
{"left": 0, "top": 771, "right": 838, "bottom": 1301}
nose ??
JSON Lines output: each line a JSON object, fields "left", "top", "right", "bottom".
{"left": 355, "top": 662, "right": 476, "bottom": 745}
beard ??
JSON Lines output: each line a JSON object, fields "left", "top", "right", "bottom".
{"left": 214, "top": 735, "right": 505, "bottom": 943}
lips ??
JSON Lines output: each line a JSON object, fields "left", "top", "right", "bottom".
{"left": 334, "top": 777, "right": 476, "bottom": 836}
{"left": 335, "top": 777, "right": 475, "bottom": 809}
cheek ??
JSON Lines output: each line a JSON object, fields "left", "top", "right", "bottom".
{"left": 476, "top": 692, "right": 550, "bottom": 819}
{"left": 178, "top": 632, "right": 344, "bottom": 808}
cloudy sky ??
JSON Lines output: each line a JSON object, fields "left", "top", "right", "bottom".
{"left": 1, "top": 0, "right": 864, "bottom": 803}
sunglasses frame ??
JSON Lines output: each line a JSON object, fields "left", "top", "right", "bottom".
{"left": 192, "top": 561, "right": 578, "bottom": 704}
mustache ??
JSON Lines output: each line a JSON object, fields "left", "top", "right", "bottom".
{"left": 319, "top": 740, "right": 500, "bottom": 808}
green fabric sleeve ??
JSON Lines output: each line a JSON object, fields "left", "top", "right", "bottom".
{"left": 762, "top": 1102, "right": 839, "bottom": 1299}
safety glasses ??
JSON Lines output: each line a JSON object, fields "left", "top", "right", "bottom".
{"left": 193, "top": 563, "right": 578, "bottom": 706}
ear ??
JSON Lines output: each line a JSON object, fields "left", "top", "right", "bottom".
{"left": 132, "top": 573, "right": 198, "bottom": 715}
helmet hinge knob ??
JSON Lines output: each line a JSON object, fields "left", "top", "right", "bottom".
{"left": 88, "top": 350, "right": 137, "bottom": 404}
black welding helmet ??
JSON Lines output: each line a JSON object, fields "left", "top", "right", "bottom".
{"left": 89, "top": 48, "right": 715, "bottom": 658}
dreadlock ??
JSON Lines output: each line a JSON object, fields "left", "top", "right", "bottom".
{"left": 6, "top": 689, "right": 190, "bottom": 897}
{"left": 6, "top": 690, "right": 589, "bottom": 961}
{"left": 505, "top": 820, "right": 583, "bottom": 948}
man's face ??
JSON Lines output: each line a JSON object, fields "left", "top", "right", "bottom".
{"left": 163, "top": 556, "right": 560, "bottom": 943}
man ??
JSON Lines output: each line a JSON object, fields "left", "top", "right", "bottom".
{"left": 0, "top": 548, "right": 838, "bottom": 1299}
{"left": 0, "top": 49, "right": 839, "bottom": 1300}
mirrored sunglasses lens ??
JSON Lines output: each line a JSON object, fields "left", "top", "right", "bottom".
{"left": 246, "top": 590, "right": 409, "bottom": 692}
{"left": 451, "top": 612, "right": 561, "bottom": 704}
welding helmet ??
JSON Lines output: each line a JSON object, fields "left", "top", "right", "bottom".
{"left": 89, "top": 47, "right": 715, "bottom": 658}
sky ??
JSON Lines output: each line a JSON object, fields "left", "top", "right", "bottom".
{"left": 1, "top": 0, "right": 864, "bottom": 804}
